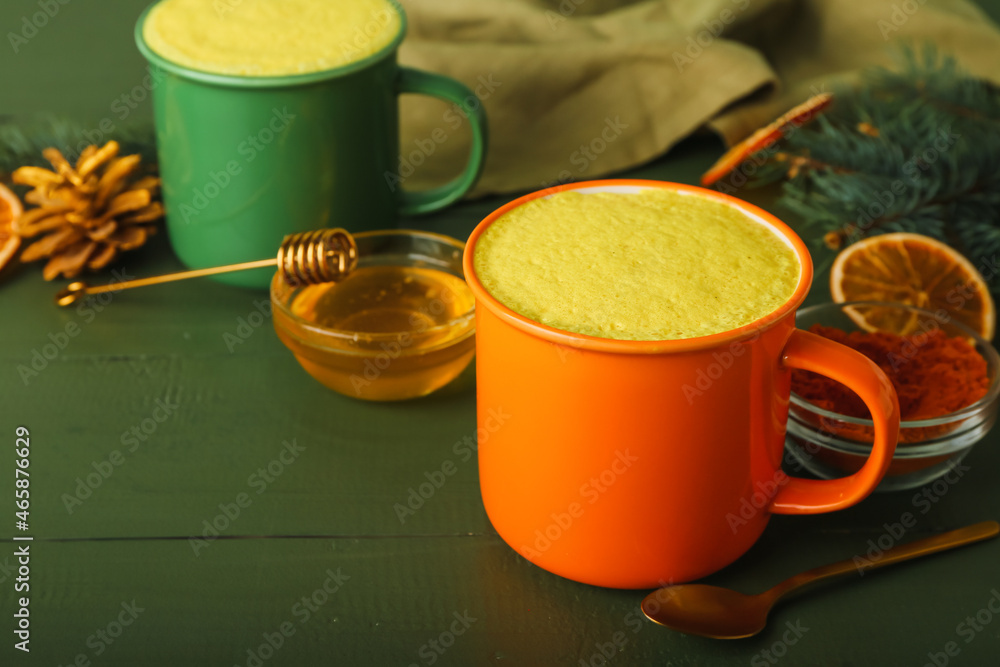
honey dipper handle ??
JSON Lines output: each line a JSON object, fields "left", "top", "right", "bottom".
{"left": 55, "top": 228, "right": 357, "bottom": 306}
{"left": 55, "top": 258, "right": 278, "bottom": 306}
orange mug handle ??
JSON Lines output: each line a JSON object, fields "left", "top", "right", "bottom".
{"left": 771, "top": 328, "right": 900, "bottom": 514}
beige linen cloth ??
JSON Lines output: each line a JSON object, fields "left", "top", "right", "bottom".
{"left": 397, "top": 0, "right": 1000, "bottom": 197}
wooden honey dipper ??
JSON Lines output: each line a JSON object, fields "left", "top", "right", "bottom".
{"left": 55, "top": 228, "right": 358, "bottom": 307}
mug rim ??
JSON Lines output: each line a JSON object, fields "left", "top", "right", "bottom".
{"left": 462, "top": 179, "right": 815, "bottom": 354}
{"left": 134, "top": 0, "right": 407, "bottom": 88}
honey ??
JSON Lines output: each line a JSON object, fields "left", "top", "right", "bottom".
{"left": 273, "top": 264, "right": 476, "bottom": 401}
{"left": 292, "top": 265, "right": 474, "bottom": 336}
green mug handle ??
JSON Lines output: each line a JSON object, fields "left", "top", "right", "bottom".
{"left": 395, "top": 67, "right": 489, "bottom": 215}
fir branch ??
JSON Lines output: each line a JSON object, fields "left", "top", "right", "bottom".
{"left": 0, "top": 115, "right": 156, "bottom": 181}
{"left": 863, "top": 44, "right": 1000, "bottom": 125}
{"left": 734, "top": 45, "right": 1000, "bottom": 289}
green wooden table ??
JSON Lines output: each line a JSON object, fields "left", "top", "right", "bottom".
{"left": 2, "top": 2, "right": 1000, "bottom": 665}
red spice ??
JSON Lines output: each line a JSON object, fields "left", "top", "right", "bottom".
{"left": 792, "top": 324, "right": 990, "bottom": 421}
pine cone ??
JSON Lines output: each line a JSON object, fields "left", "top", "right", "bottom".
{"left": 11, "top": 141, "right": 163, "bottom": 280}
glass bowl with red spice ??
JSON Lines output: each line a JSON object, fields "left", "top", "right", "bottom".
{"left": 785, "top": 301, "right": 1000, "bottom": 491}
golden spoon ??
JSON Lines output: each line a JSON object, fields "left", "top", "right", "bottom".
{"left": 54, "top": 228, "right": 357, "bottom": 307}
{"left": 642, "top": 520, "right": 999, "bottom": 639}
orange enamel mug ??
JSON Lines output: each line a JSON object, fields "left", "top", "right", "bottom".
{"left": 462, "top": 179, "right": 900, "bottom": 589}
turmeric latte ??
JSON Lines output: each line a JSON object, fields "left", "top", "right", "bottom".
{"left": 143, "top": 0, "right": 402, "bottom": 76}
{"left": 473, "top": 189, "right": 800, "bottom": 341}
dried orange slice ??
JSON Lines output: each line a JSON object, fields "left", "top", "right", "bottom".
{"left": 0, "top": 182, "right": 23, "bottom": 273}
{"left": 701, "top": 93, "right": 833, "bottom": 187}
{"left": 830, "top": 232, "right": 995, "bottom": 340}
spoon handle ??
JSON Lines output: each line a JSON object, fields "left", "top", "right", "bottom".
{"left": 767, "top": 520, "right": 999, "bottom": 601}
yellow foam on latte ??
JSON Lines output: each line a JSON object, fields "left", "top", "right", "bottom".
{"left": 143, "top": 0, "right": 402, "bottom": 76}
{"left": 473, "top": 189, "right": 800, "bottom": 341}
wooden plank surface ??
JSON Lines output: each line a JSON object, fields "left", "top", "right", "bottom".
{"left": 5, "top": 526, "right": 1000, "bottom": 666}
{"left": 2, "top": 1, "right": 1000, "bottom": 665}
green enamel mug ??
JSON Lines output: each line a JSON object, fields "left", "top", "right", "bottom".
{"left": 134, "top": 0, "right": 488, "bottom": 287}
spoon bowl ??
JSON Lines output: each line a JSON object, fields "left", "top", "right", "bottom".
{"left": 642, "top": 520, "right": 998, "bottom": 639}
{"left": 642, "top": 585, "right": 769, "bottom": 639}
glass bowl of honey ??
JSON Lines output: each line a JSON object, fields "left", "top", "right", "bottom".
{"left": 271, "top": 230, "right": 476, "bottom": 401}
